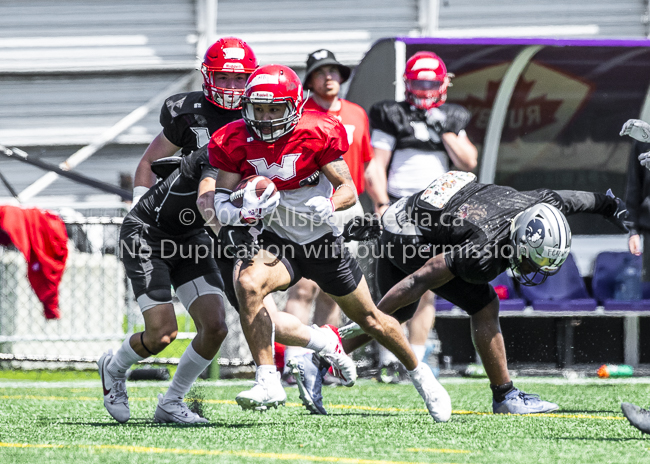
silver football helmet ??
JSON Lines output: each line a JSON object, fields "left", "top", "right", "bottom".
{"left": 509, "top": 203, "right": 572, "bottom": 286}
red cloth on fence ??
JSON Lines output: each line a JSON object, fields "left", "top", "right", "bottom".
{"left": 0, "top": 206, "right": 68, "bottom": 319}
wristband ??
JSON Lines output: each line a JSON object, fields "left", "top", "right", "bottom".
{"left": 336, "top": 183, "right": 356, "bottom": 193}
{"left": 133, "top": 185, "right": 148, "bottom": 197}
{"left": 214, "top": 190, "right": 244, "bottom": 226}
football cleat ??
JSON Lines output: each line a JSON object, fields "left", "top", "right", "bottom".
{"left": 97, "top": 350, "right": 130, "bottom": 423}
{"left": 410, "top": 363, "right": 452, "bottom": 422}
{"left": 377, "top": 361, "right": 409, "bottom": 384}
{"left": 235, "top": 373, "right": 287, "bottom": 411}
{"left": 154, "top": 394, "right": 209, "bottom": 424}
{"left": 317, "top": 324, "right": 357, "bottom": 387}
{"left": 493, "top": 389, "right": 559, "bottom": 414}
{"left": 338, "top": 321, "right": 364, "bottom": 339}
{"left": 287, "top": 353, "right": 328, "bottom": 415}
{"left": 621, "top": 402, "right": 650, "bottom": 434}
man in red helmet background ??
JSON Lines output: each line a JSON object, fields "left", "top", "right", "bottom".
{"left": 366, "top": 50, "right": 478, "bottom": 382}
{"left": 97, "top": 38, "right": 260, "bottom": 425}
{"left": 208, "top": 64, "right": 452, "bottom": 421}
{"left": 131, "top": 37, "right": 258, "bottom": 203}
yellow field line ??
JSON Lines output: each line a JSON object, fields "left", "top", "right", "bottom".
{"left": 0, "top": 395, "right": 625, "bottom": 421}
{"left": 0, "top": 443, "right": 64, "bottom": 450}
{"left": 0, "top": 442, "right": 470, "bottom": 464}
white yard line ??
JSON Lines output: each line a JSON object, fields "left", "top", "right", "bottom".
{"left": 0, "top": 379, "right": 252, "bottom": 389}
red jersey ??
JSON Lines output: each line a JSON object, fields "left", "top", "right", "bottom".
{"left": 209, "top": 111, "right": 349, "bottom": 244}
{"left": 303, "top": 98, "right": 373, "bottom": 194}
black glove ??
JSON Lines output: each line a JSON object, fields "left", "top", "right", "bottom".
{"left": 217, "top": 225, "right": 259, "bottom": 261}
{"left": 342, "top": 215, "right": 382, "bottom": 242}
{"left": 605, "top": 189, "right": 631, "bottom": 233}
{"left": 426, "top": 104, "right": 471, "bottom": 135}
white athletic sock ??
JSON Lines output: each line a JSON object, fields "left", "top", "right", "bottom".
{"left": 407, "top": 361, "right": 426, "bottom": 378}
{"left": 305, "top": 326, "right": 329, "bottom": 353}
{"left": 107, "top": 336, "right": 144, "bottom": 379}
{"left": 256, "top": 364, "right": 278, "bottom": 383}
{"left": 163, "top": 343, "right": 212, "bottom": 403}
{"left": 411, "top": 344, "right": 426, "bottom": 363}
{"left": 378, "top": 345, "right": 400, "bottom": 366}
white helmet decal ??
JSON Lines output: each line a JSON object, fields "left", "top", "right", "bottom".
{"left": 247, "top": 74, "right": 280, "bottom": 89}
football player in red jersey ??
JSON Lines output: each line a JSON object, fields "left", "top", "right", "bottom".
{"left": 208, "top": 64, "right": 451, "bottom": 421}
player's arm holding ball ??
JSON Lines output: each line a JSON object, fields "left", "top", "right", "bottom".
{"left": 306, "top": 159, "right": 357, "bottom": 221}
{"left": 306, "top": 115, "right": 356, "bottom": 220}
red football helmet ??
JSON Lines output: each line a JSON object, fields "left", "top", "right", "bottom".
{"left": 201, "top": 37, "right": 258, "bottom": 110}
{"left": 404, "top": 51, "right": 451, "bottom": 110}
{"left": 241, "top": 64, "right": 305, "bottom": 142}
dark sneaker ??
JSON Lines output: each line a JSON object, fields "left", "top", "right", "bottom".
{"left": 154, "top": 394, "right": 208, "bottom": 424}
{"left": 287, "top": 352, "right": 328, "bottom": 415}
{"left": 97, "top": 350, "right": 130, "bottom": 423}
{"left": 622, "top": 402, "right": 650, "bottom": 434}
{"left": 493, "top": 389, "right": 559, "bottom": 414}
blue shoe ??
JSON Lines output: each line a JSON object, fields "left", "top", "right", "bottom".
{"left": 493, "top": 388, "right": 559, "bottom": 414}
{"left": 287, "top": 353, "right": 328, "bottom": 415}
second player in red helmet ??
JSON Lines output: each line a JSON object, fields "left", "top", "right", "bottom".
{"left": 132, "top": 37, "right": 258, "bottom": 200}
{"left": 98, "top": 37, "right": 259, "bottom": 426}
{"left": 403, "top": 51, "right": 451, "bottom": 110}
{"left": 201, "top": 37, "right": 258, "bottom": 110}
{"left": 208, "top": 64, "right": 451, "bottom": 420}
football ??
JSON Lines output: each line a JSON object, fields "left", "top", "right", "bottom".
{"left": 229, "top": 175, "right": 278, "bottom": 208}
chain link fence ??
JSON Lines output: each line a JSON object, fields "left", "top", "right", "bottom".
{"left": 0, "top": 214, "right": 382, "bottom": 379}
{"left": 0, "top": 217, "right": 127, "bottom": 373}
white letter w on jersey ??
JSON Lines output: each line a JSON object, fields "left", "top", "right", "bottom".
{"left": 247, "top": 153, "right": 300, "bottom": 181}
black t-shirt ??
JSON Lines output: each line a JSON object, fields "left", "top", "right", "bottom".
{"left": 132, "top": 147, "right": 218, "bottom": 236}
{"left": 405, "top": 181, "right": 563, "bottom": 284}
{"left": 161, "top": 91, "right": 241, "bottom": 156}
{"left": 369, "top": 100, "right": 468, "bottom": 151}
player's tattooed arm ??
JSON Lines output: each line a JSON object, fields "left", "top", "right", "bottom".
{"left": 321, "top": 158, "right": 357, "bottom": 211}
{"left": 377, "top": 254, "right": 454, "bottom": 315}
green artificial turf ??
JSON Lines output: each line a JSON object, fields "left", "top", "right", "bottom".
{"left": 0, "top": 377, "right": 649, "bottom": 463}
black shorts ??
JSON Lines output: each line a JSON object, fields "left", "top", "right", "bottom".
{"left": 120, "top": 217, "right": 224, "bottom": 302}
{"left": 218, "top": 231, "right": 364, "bottom": 312}
{"left": 377, "top": 232, "right": 496, "bottom": 318}
{"left": 259, "top": 231, "right": 364, "bottom": 297}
